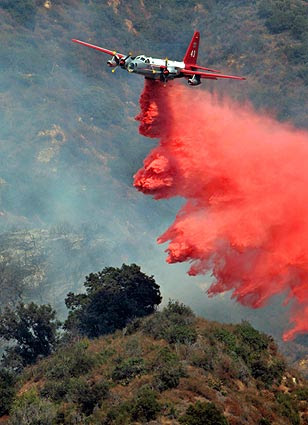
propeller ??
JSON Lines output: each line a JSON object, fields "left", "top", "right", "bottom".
{"left": 113, "top": 51, "right": 120, "bottom": 63}
{"left": 110, "top": 51, "right": 133, "bottom": 73}
{"left": 108, "top": 51, "right": 120, "bottom": 71}
{"left": 119, "top": 52, "right": 132, "bottom": 67}
{"left": 160, "top": 57, "right": 169, "bottom": 82}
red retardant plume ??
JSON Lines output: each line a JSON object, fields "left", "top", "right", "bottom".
{"left": 134, "top": 79, "right": 308, "bottom": 341}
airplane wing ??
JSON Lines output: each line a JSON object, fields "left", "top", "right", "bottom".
{"left": 181, "top": 69, "right": 246, "bottom": 80}
{"left": 72, "top": 39, "right": 124, "bottom": 58}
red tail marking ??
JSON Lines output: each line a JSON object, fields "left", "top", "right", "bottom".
{"left": 183, "top": 31, "right": 200, "bottom": 67}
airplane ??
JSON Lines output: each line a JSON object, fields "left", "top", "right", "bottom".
{"left": 72, "top": 31, "right": 245, "bottom": 86}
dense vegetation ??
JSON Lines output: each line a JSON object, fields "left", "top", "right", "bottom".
{"left": 0, "top": 265, "right": 306, "bottom": 424}
{"left": 0, "top": 301, "right": 307, "bottom": 424}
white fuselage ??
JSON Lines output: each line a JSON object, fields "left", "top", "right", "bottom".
{"left": 125, "top": 55, "right": 185, "bottom": 80}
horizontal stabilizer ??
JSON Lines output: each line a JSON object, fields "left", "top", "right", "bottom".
{"left": 192, "top": 64, "right": 221, "bottom": 73}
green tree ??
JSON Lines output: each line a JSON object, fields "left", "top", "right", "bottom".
{"left": 65, "top": 264, "right": 162, "bottom": 338}
{"left": 0, "top": 303, "right": 60, "bottom": 367}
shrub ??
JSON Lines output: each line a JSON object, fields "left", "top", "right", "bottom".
{"left": 142, "top": 300, "right": 197, "bottom": 345}
{"left": 111, "top": 357, "right": 146, "bottom": 384}
{"left": 41, "top": 379, "right": 69, "bottom": 402}
{"left": 125, "top": 338, "right": 142, "bottom": 356}
{"left": 41, "top": 377, "right": 109, "bottom": 415}
{"left": 190, "top": 345, "right": 217, "bottom": 372}
{"left": 142, "top": 311, "right": 166, "bottom": 339}
{"left": 179, "top": 401, "right": 228, "bottom": 425}
{"left": 190, "top": 351, "right": 211, "bottom": 371}
{"left": 39, "top": 342, "right": 102, "bottom": 408}
{"left": 45, "top": 341, "right": 98, "bottom": 380}
{"left": 235, "top": 321, "right": 269, "bottom": 353}
{"left": 155, "top": 347, "right": 179, "bottom": 365}
{"left": 276, "top": 393, "right": 300, "bottom": 425}
{"left": 293, "top": 385, "right": 308, "bottom": 401}
{"left": 215, "top": 353, "right": 246, "bottom": 385}
{"left": 153, "top": 347, "right": 185, "bottom": 391}
{"left": 0, "top": 369, "right": 16, "bottom": 416}
{"left": 163, "top": 300, "right": 195, "bottom": 318}
{"left": 9, "top": 390, "right": 57, "bottom": 425}
{"left": 213, "top": 327, "right": 237, "bottom": 353}
{"left": 155, "top": 366, "right": 183, "bottom": 391}
{"left": 164, "top": 324, "right": 197, "bottom": 345}
{"left": 99, "top": 347, "right": 116, "bottom": 364}
{"left": 54, "top": 404, "right": 86, "bottom": 425}
{"left": 130, "top": 387, "right": 161, "bottom": 422}
{"left": 103, "top": 402, "right": 132, "bottom": 425}
{"left": 231, "top": 321, "right": 283, "bottom": 386}
{"left": 234, "top": 359, "right": 250, "bottom": 384}
{"left": 250, "top": 357, "right": 285, "bottom": 386}
{"left": 68, "top": 378, "right": 109, "bottom": 415}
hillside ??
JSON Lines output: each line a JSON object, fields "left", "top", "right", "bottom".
{"left": 2, "top": 304, "right": 308, "bottom": 425}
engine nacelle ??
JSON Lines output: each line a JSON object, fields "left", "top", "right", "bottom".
{"left": 127, "top": 62, "right": 135, "bottom": 73}
{"left": 188, "top": 74, "right": 201, "bottom": 86}
{"left": 107, "top": 56, "right": 119, "bottom": 67}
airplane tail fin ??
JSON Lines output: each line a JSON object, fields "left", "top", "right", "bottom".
{"left": 183, "top": 31, "right": 200, "bottom": 66}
